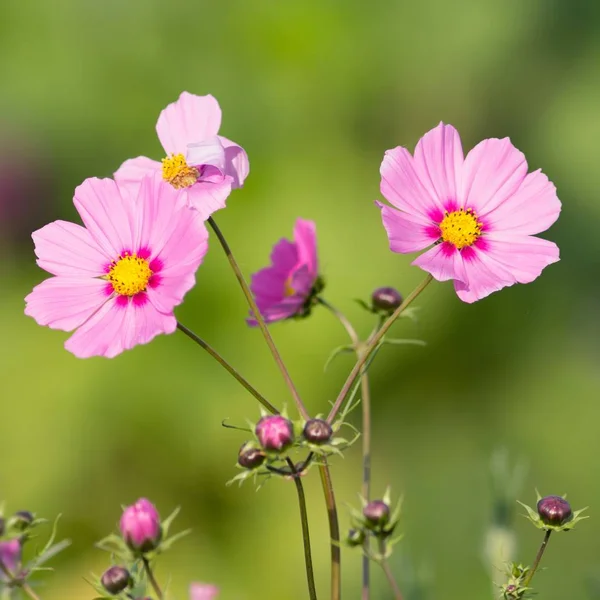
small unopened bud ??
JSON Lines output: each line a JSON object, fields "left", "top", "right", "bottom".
{"left": 371, "top": 287, "right": 403, "bottom": 313}
{"left": 303, "top": 419, "right": 333, "bottom": 444}
{"left": 255, "top": 415, "right": 294, "bottom": 451}
{"left": 119, "top": 498, "right": 162, "bottom": 554}
{"left": 11, "top": 511, "right": 34, "bottom": 531}
{"left": 347, "top": 528, "right": 366, "bottom": 547}
{"left": 0, "top": 539, "right": 21, "bottom": 580}
{"left": 101, "top": 566, "right": 132, "bottom": 594}
{"left": 537, "top": 495, "right": 572, "bottom": 527}
{"left": 363, "top": 500, "right": 390, "bottom": 528}
{"left": 238, "top": 442, "right": 266, "bottom": 470}
{"left": 190, "top": 582, "right": 220, "bottom": 600}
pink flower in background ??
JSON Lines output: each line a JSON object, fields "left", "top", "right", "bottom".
{"left": 248, "top": 219, "right": 322, "bottom": 325}
{"left": 0, "top": 539, "right": 21, "bottom": 580}
{"left": 377, "top": 123, "right": 561, "bottom": 302}
{"left": 25, "top": 173, "right": 208, "bottom": 358}
{"left": 120, "top": 498, "right": 162, "bottom": 553}
{"left": 115, "top": 92, "right": 249, "bottom": 221}
{"left": 190, "top": 583, "right": 219, "bottom": 600}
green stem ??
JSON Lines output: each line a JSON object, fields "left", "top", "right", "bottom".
{"left": 21, "top": 584, "right": 42, "bottom": 600}
{"left": 287, "top": 459, "right": 318, "bottom": 600}
{"left": 523, "top": 530, "right": 551, "bottom": 588}
{"left": 327, "top": 274, "right": 433, "bottom": 424}
{"left": 208, "top": 217, "right": 309, "bottom": 420}
{"left": 176, "top": 322, "right": 278, "bottom": 414}
{"left": 0, "top": 560, "right": 41, "bottom": 600}
{"left": 142, "top": 556, "right": 163, "bottom": 600}
{"left": 380, "top": 557, "right": 403, "bottom": 600}
{"left": 318, "top": 463, "right": 341, "bottom": 600}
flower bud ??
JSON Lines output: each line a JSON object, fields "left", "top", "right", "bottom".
{"left": 537, "top": 495, "right": 572, "bottom": 527}
{"left": 346, "top": 528, "right": 366, "bottom": 547}
{"left": 255, "top": 415, "right": 294, "bottom": 452}
{"left": 303, "top": 419, "right": 333, "bottom": 444}
{"left": 101, "top": 566, "right": 132, "bottom": 594}
{"left": 190, "top": 582, "right": 220, "bottom": 600}
{"left": 119, "top": 498, "right": 162, "bottom": 554}
{"left": 363, "top": 500, "right": 390, "bottom": 528}
{"left": 371, "top": 287, "right": 403, "bottom": 313}
{"left": 238, "top": 442, "right": 266, "bottom": 470}
{"left": 11, "top": 511, "right": 34, "bottom": 531}
{"left": 0, "top": 539, "right": 21, "bottom": 580}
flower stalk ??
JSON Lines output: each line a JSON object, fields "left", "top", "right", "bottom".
{"left": 523, "top": 530, "right": 551, "bottom": 588}
{"left": 142, "top": 556, "right": 164, "bottom": 600}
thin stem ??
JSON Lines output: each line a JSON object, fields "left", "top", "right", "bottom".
{"left": 327, "top": 274, "right": 433, "bottom": 424}
{"left": 318, "top": 463, "right": 341, "bottom": 600}
{"left": 287, "top": 458, "right": 318, "bottom": 600}
{"left": 380, "top": 557, "right": 403, "bottom": 600}
{"left": 316, "top": 297, "right": 359, "bottom": 346}
{"left": 208, "top": 217, "right": 309, "bottom": 420}
{"left": 177, "top": 322, "right": 278, "bottom": 414}
{"left": 142, "top": 556, "right": 163, "bottom": 600}
{"left": 21, "top": 584, "right": 42, "bottom": 600}
{"left": 0, "top": 560, "right": 41, "bottom": 600}
{"left": 523, "top": 530, "right": 552, "bottom": 587}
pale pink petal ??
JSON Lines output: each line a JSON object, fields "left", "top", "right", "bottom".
{"left": 460, "top": 138, "right": 528, "bottom": 215}
{"left": 73, "top": 178, "right": 136, "bottom": 259}
{"left": 293, "top": 219, "right": 318, "bottom": 278}
{"left": 185, "top": 177, "right": 233, "bottom": 221}
{"left": 32, "top": 221, "right": 107, "bottom": 277}
{"left": 412, "top": 242, "right": 468, "bottom": 283}
{"left": 190, "top": 583, "right": 219, "bottom": 600}
{"left": 25, "top": 277, "right": 109, "bottom": 331}
{"left": 412, "top": 122, "right": 464, "bottom": 212}
{"left": 114, "top": 156, "right": 161, "bottom": 199}
{"left": 186, "top": 137, "right": 226, "bottom": 171}
{"left": 482, "top": 169, "right": 561, "bottom": 235}
{"left": 380, "top": 147, "right": 439, "bottom": 220}
{"left": 156, "top": 92, "right": 222, "bottom": 155}
{"left": 377, "top": 202, "right": 438, "bottom": 254}
{"left": 219, "top": 135, "right": 250, "bottom": 188}
{"left": 65, "top": 296, "right": 176, "bottom": 358}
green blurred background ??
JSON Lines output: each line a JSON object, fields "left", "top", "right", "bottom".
{"left": 1, "top": 0, "right": 599, "bottom": 598}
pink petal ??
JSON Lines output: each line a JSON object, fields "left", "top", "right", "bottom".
{"left": 33, "top": 221, "right": 107, "bottom": 277}
{"left": 156, "top": 92, "right": 222, "bottom": 155}
{"left": 73, "top": 178, "right": 136, "bottom": 259}
{"left": 454, "top": 235, "right": 559, "bottom": 303}
{"left": 189, "top": 583, "right": 219, "bottom": 600}
{"left": 186, "top": 137, "right": 226, "bottom": 171}
{"left": 219, "top": 135, "right": 250, "bottom": 188}
{"left": 185, "top": 176, "right": 233, "bottom": 221}
{"left": 65, "top": 296, "right": 176, "bottom": 358}
{"left": 460, "top": 137, "right": 528, "bottom": 215}
{"left": 482, "top": 169, "right": 561, "bottom": 236}
{"left": 380, "top": 147, "right": 439, "bottom": 220}
{"left": 25, "top": 277, "right": 109, "bottom": 331}
{"left": 293, "top": 219, "right": 318, "bottom": 278}
{"left": 412, "top": 122, "right": 464, "bottom": 212}
{"left": 412, "top": 242, "right": 468, "bottom": 283}
{"left": 377, "top": 202, "right": 438, "bottom": 254}
{"left": 114, "top": 156, "right": 161, "bottom": 199}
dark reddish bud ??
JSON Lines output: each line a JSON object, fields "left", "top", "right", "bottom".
{"left": 371, "top": 287, "right": 403, "bottom": 312}
{"left": 347, "top": 528, "right": 366, "bottom": 547}
{"left": 303, "top": 419, "right": 333, "bottom": 444}
{"left": 238, "top": 442, "right": 266, "bottom": 470}
{"left": 101, "top": 566, "right": 132, "bottom": 594}
{"left": 255, "top": 415, "right": 294, "bottom": 451}
{"left": 537, "top": 495, "right": 572, "bottom": 527}
{"left": 12, "top": 511, "right": 34, "bottom": 531}
{"left": 363, "top": 500, "right": 390, "bottom": 528}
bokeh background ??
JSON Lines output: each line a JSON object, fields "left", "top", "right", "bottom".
{"left": 1, "top": 0, "right": 599, "bottom": 598}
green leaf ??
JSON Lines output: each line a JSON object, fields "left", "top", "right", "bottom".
{"left": 324, "top": 345, "right": 354, "bottom": 372}
{"left": 382, "top": 338, "right": 426, "bottom": 347}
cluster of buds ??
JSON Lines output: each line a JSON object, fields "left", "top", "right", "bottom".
{"left": 500, "top": 563, "right": 531, "bottom": 599}
{"left": 0, "top": 505, "right": 70, "bottom": 594}
{"left": 346, "top": 489, "right": 403, "bottom": 561}
{"left": 230, "top": 410, "right": 357, "bottom": 487}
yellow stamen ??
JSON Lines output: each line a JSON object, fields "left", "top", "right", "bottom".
{"left": 439, "top": 208, "right": 483, "bottom": 250}
{"left": 161, "top": 153, "right": 200, "bottom": 189}
{"left": 107, "top": 253, "right": 152, "bottom": 296}
{"left": 284, "top": 277, "right": 295, "bottom": 297}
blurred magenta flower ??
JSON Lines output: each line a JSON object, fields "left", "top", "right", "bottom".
{"left": 377, "top": 123, "right": 561, "bottom": 302}
{"left": 255, "top": 415, "right": 294, "bottom": 451}
{"left": 0, "top": 538, "right": 20, "bottom": 580}
{"left": 115, "top": 92, "right": 249, "bottom": 221}
{"left": 248, "top": 218, "right": 321, "bottom": 324}
{"left": 25, "top": 173, "right": 208, "bottom": 358}
{"left": 120, "top": 498, "right": 162, "bottom": 553}
{"left": 190, "top": 583, "right": 219, "bottom": 600}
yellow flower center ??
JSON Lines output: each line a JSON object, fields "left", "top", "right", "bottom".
{"left": 284, "top": 277, "right": 295, "bottom": 297}
{"left": 161, "top": 153, "right": 200, "bottom": 189}
{"left": 107, "top": 253, "right": 153, "bottom": 296}
{"left": 439, "top": 208, "right": 483, "bottom": 250}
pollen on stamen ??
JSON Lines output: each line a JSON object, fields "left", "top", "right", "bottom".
{"left": 107, "top": 254, "right": 153, "bottom": 297}
{"left": 439, "top": 207, "right": 483, "bottom": 250}
{"left": 161, "top": 153, "right": 200, "bottom": 189}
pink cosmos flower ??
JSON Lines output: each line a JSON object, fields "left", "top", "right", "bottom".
{"left": 377, "top": 123, "right": 561, "bottom": 302}
{"left": 248, "top": 218, "right": 321, "bottom": 325}
{"left": 25, "top": 173, "right": 208, "bottom": 358}
{"left": 115, "top": 92, "right": 249, "bottom": 221}
{"left": 190, "top": 583, "right": 219, "bottom": 600}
